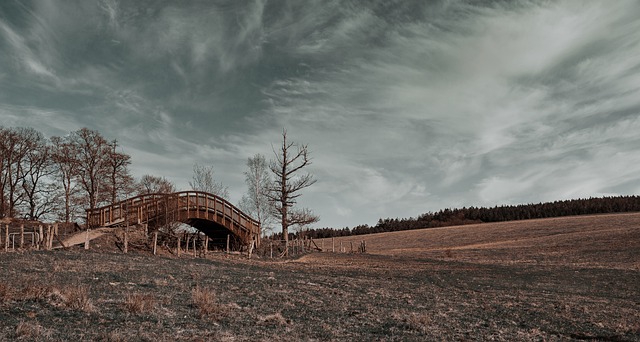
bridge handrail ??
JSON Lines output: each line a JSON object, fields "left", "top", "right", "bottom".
{"left": 85, "top": 191, "right": 260, "bottom": 230}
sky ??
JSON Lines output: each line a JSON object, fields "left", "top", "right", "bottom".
{"left": 1, "top": 0, "right": 640, "bottom": 229}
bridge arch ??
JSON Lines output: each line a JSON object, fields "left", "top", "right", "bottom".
{"left": 86, "top": 191, "right": 260, "bottom": 247}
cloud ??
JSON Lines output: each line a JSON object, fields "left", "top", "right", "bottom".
{"left": 1, "top": 0, "right": 639, "bottom": 228}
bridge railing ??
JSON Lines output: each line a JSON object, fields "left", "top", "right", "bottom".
{"left": 85, "top": 191, "right": 260, "bottom": 239}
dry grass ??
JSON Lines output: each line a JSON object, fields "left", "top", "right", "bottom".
{"left": 0, "top": 283, "right": 10, "bottom": 304}
{"left": 0, "top": 213, "right": 638, "bottom": 340}
{"left": 123, "top": 293, "right": 155, "bottom": 315}
{"left": 191, "top": 286, "right": 227, "bottom": 320}
{"left": 317, "top": 212, "right": 640, "bottom": 269}
{"left": 62, "top": 285, "right": 94, "bottom": 312}
{"left": 258, "top": 312, "right": 289, "bottom": 326}
{"left": 15, "top": 320, "right": 49, "bottom": 340}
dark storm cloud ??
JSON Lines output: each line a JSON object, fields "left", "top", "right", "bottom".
{"left": 1, "top": 0, "right": 639, "bottom": 228}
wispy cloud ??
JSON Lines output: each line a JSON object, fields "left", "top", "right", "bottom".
{"left": 1, "top": 0, "right": 639, "bottom": 228}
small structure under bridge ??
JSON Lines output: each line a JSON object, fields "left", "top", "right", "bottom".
{"left": 86, "top": 191, "right": 261, "bottom": 248}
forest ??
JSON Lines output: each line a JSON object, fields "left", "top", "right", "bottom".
{"left": 296, "top": 196, "right": 640, "bottom": 239}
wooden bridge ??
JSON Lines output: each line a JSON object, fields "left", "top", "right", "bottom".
{"left": 86, "top": 191, "right": 260, "bottom": 247}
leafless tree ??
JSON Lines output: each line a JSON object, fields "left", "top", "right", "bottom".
{"left": 105, "top": 139, "right": 134, "bottom": 203}
{"left": 20, "top": 131, "right": 57, "bottom": 220}
{"left": 238, "top": 154, "right": 274, "bottom": 236}
{"left": 189, "top": 163, "right": 229, "bottom": 199}
{"left": 137, "top": 174, "right": 176, "bottom": 195}
{"left": 0, "top": 127, "right": 41, "bottom": 218}
{"left": 50, "top": 135, "right": 81, "bottom": 223}
{"left": 70, "top": 128, "right": 110, "bottom": 210}
{"left": 266, "top": 129, "right": 319, "bottom": 251}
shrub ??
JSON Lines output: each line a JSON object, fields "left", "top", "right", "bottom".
{"left": 124, "top": 293, "right": 155, "bottom": 315}
{"left": 63, "top": 285, "right": 94, "bottom": 312}
{"left": 191, "top": 286, "right": 227, "bottom": 320}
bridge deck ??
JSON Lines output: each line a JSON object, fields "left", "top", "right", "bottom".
{"left": 86, "top": 191, "right": 260, "bottom": 245}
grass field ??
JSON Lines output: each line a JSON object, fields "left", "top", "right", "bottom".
{"left": 0, "top": 213, "right": 639, "bottom": 341}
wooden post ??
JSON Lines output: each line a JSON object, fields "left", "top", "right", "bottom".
{"left": 270, "top": 240, "right": 273, "bottom": 258}
{"left": 123, "top": 227, "right": 128, "bottom": 254}
{"left": 4, "top": 224, "right": 8, "bottom": 252}
{"left": 20, "top": 224, "right": 24, "bottom": 249}
{"left": 153, "top": 231, "right": 158, "bottom": 256}
{"left": 203, "top": 236, "right": 208, "bottom": 257}
{"left": 192, "top": 236, "right": 196, "bottom": 258}
{"left": 84, "top": 229, "right": 90, "bottom": 250}
{"left": 226, "top": 234, "right": 230, "bottom": 254}
{"left": 332, "top": 238, "right": 335, "bottom": 253}
{"left": 176, "top": 235, "right": 181, "bottom": 256}
{"left": 186, "top": 235, "right": 190, "bottom": 254}
{"left": 45, "top": 225, "right": 50, "bottom": 250}
{"left": 38, "top": 225, "right": 43, "bottom": 250}
{"left": 350, "top": 241, "right": 353, "bottom": 253}
{"left": 48, "top": 225, "right": 53, "bottom": 250}
{"left": 321, "top": 239, "right": 324, "bottom": 252}
{"left": 340, "top": 241, "right": 343, "bottom": 253}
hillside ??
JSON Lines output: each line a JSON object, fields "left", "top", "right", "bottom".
{"left": 315, "top": 212, "right": 640, "bottom": 270}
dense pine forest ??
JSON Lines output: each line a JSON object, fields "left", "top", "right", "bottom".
{"left": 291, "top": 196, "right": 640, "bottom": 239}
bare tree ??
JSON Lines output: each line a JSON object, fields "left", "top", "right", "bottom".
{"left": 51, "top": 135, "right": 81, "bottom": 223}
{"left": 238, "top": 154, "right": 274, "bottom": 236}
{"left": 20, "top": 132, "right": 57, "bottom": 220}
{"left": 266, "top": 129, "right": 319, "bottom": 251}
{"left": 137, "top": 174, "right": 176, "bottom": 195}
{"left": 70, "top": 128, "right": 110, "bottom": 210}
{"left": 0, "top": 127, "right": 41, "bottom": 218}
{"left": 105, "top": 139, "right": 134, "bottom": 203}
{"left": 189, "top": 163, "right": 229, "bottom": 199}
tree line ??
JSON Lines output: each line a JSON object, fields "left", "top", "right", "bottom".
{"left": 298, "top": 196, "right": 640, "bottom": 239}
{"left": 1, "top": 126, "right": 318, "bottom": 248}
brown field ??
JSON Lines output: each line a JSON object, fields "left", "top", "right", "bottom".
{"left": 1, "top": 213, "right": 639, "bottom": 341}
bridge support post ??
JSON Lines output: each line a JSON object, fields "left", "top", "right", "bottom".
{"left": 203, "top": 236, "right": 208, "bottom": 257}
{"left": 193, "top": 237, "right": 196, "bottom": 258}
{"left": 226, "top": 234, "right": 230, "bottom": 254}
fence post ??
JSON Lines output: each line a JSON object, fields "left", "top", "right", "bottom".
{"left": 153, "top": 231, "right": 158, "bottom": 256}
{"left": 192, "top": 236, "right": 196, "bottom": 258}
{"left": 4, "top": 224, "right": 8, "bottom": 252}
{"left": 332, "top": 238, "right": 335, "bottom": 253}
{"left": 85, "top": 229, "right": 90, "bottom": 250}
{"left": 20, "top": 224, "right": 24, "bottom": 249}
{"left": 340, "top": 241, "right": 343, "bottom": 253}
{"left": 38, "top": 225, "right": 43, "bottom": 250}
{"left": 123, "top": 227, "right": 128, "bottom": 254}
{"left": 176, "top": 235, "right": 181, "bottom": 256}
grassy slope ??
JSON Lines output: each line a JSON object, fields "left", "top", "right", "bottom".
{"left": 315, "top": 212, "right": 640, "bottom": 270}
